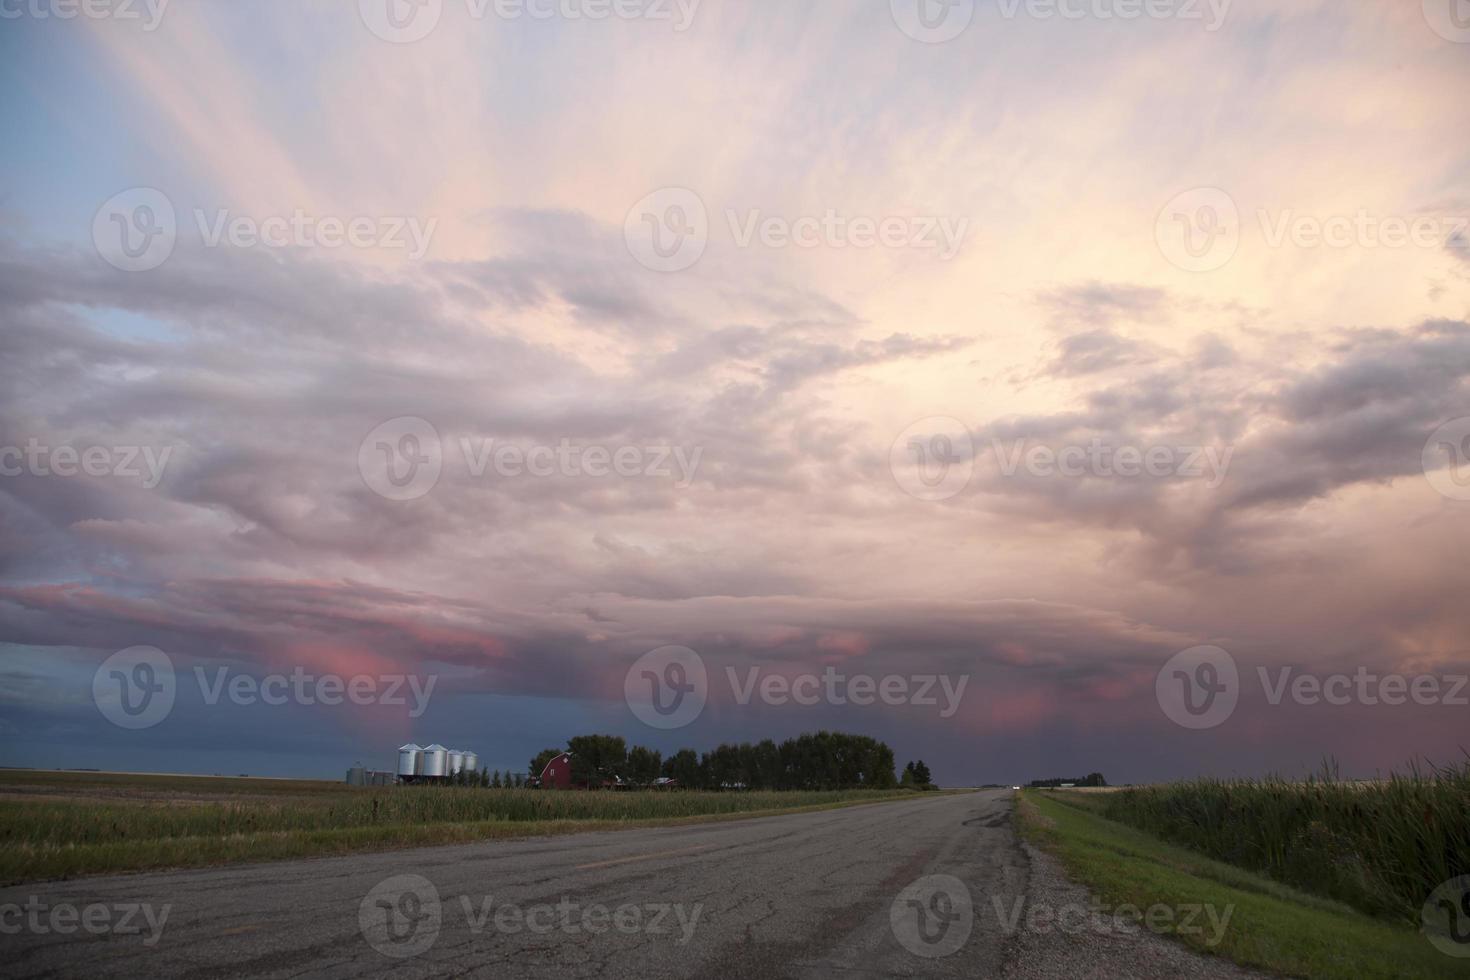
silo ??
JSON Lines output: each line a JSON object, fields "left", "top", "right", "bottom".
{"left": 421, "top": 743, "right": 448, "bottom": 778}
{"left": 448, "top": 749, "right": 464, "bottom": 775}
{"left": 346, "top": 765, "right": 366, "bottom": 786}
{"left": 397, "top": 743, "right": 424, "bottom": 778}
{"left": 462, "top": 750, "right": 479, "bottom": 773}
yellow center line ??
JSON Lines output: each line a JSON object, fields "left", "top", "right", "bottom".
{"left": 573, "top": 843, "right": 717, "bottom": 871}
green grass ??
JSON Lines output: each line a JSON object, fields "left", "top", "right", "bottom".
{"left": 1091, "top": 761, "right": 1470, "bottom": 922}
{"left": 1019, "top": 790, "right": 1465, "bottom": 979}
{"left": 0, "top": 770, "right": 927, "bottom": 883}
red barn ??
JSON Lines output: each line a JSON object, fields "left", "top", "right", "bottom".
{"left": 538, "top": 751, "right": 572, "bottom": 789}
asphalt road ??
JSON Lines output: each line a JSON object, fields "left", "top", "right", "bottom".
{"left": 0, "top": 790, "right": 1254, "bottom": 978}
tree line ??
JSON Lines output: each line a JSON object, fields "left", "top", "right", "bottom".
{"left": 528, "top": 731, "right": 923, "bottom": 790}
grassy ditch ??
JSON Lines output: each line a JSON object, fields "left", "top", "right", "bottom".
{"left": 1018, "top": 789, "right": 1463, "bottom": 979}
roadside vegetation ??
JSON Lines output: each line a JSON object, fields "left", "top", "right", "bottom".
{"left": 0, "top": 770, "right": 925, "bottom": 883}
{"left": 1019, "top": 765, "right": 1469, "bottom": 979}
{"left": 1090, "top": 760, "right": 1470, "bottom": 923}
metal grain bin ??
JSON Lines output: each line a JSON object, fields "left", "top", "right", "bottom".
{"left": 421, "top": 743, "right": 448, "bottom": 778}
{"left": 462, "top": 750, "right": 479, "bottom": 773}
{"left": 448, "top": 749, "right": 464, "bottom": 775}
{"left": 397, "top": 743, "right": 424, "bottom": 778}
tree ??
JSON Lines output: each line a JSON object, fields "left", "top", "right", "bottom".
{"left": 491, "top": 770, "right": 502, "bottom": 788}
{"left": 662, "top": 748, "right": 701, "bottom": 788}
{"left": 627, "top": 745, "right": 662, "bottom": 785}
{"left": 567, "top": 734, "right": 627, "bottom": 787}
{"left": 913, "top": 760, "right": 933, "bottom": 786}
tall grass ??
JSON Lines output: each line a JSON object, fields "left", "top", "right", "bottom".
{"left": 0, "top": 780, "right": 916, "bottom": 882}
{"left": 1093, "top": 758, "right": 1470, "bottom": 922}
{"left": 0, "top": 786, "right": 905, "bottom": 844}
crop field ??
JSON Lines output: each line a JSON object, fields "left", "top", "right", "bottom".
{"left": 1058, "top": 759, "right": 1470, "bottom": 924}
{"left": 0, "top": 769, "right": 920, "bottom": 884}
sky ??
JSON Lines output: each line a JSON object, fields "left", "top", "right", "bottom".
{"left": 1, "top": 0, "right": 1468, "bottom": 785}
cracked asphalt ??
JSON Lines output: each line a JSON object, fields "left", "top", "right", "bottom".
{"left": 0, "top": 790, "right": 1255, "bottom": 978}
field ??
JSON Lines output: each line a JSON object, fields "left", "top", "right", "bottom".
{"left": 0, "top": 769, "right": 924, "bottom": 884}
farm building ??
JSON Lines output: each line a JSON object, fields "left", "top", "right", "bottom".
{"left": 537, "top": 751, "right": 572, "bottom": 789}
